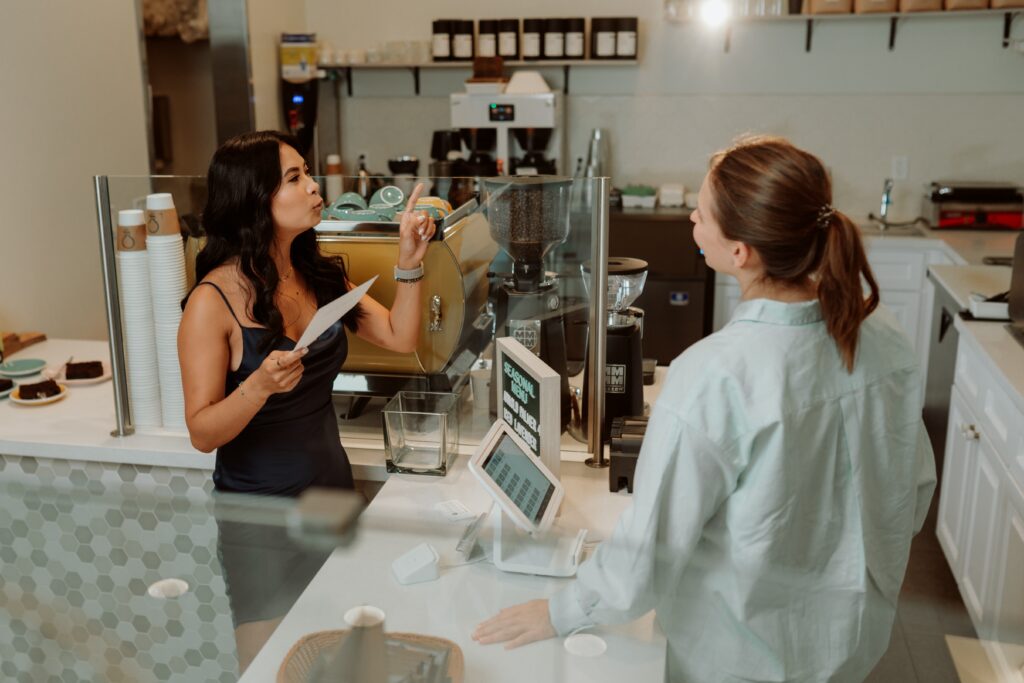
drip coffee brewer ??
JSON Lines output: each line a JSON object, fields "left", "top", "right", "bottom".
{"left": 511, "top": 128, "right": 557, "bottom": 176}
{"left": 581, "top": 257, "right": 648, "bottom": 443}
{"left": 484, "top": 175, "right": 573, "bottom": 430}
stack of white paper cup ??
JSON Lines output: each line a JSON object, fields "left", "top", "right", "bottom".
{"left": 116, "top": 209, "right": 163, "bottom": 428}
{"left": 145, "top": 193, "right": 187, "bottom": 429}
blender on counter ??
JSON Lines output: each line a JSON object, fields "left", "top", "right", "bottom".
{"left": 581, "top": 257, "right": 649, "bottom": 444}
{"left": 484, "top": 175, "right": 573, "bottom": 430}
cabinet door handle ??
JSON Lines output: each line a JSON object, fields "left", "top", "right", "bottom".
{"left": 960, "top": 424, "right": 980, "bottom": 441}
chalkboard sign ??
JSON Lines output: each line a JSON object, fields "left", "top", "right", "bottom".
{"left": 495, "top": 337, "right": 561, "bottom": 478}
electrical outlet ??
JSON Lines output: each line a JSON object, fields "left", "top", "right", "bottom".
{"left": 891, "top": 155, "right": 909, "bottom": 181}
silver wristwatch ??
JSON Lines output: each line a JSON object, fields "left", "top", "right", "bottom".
{"left": 394, "top": 263, "right": 424, "bottom": 283}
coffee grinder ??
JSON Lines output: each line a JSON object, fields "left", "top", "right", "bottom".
{"left": 582, "top": 257, "right": 649, "bottom": 443}
{"left": 484, "top": 175, "right": 573, "bottom": 430}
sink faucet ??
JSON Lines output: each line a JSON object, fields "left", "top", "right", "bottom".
{"left": 879, "top": 178, "right": 894, "bottom": 223}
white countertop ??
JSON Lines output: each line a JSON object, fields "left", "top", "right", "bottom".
{"left": 2, "top": 339, "right": 663, "bottom": 483}
{"left": 0, "top": 339, "right": 384, "bottom": 479}
{"left": 954, "top": 318, "right": 1024, "bottom": 419}
{"left": 928, "top": 265, "right": 1013, "bottom": 311}
{"left": 240, "top": 455, "right": 666, "bottom": 683}
{"left": 862, "top": 227, "right": 1018, "bottom": 265}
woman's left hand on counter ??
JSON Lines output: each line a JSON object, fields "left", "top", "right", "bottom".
{"left": 472, "top": 599, "right": 556, "bottom": 649}
{"left": 396, "top": 182, "right": 436, "bottom": 270}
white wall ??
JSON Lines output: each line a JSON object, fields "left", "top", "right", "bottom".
{"left": 248, "top": 0, "right": 308, "bottom": 131}
{"left": 0, "top": 1, "right": 151, "bottom": 340}
{"left": 306, "top": 0, "right": 1024, "bottom": 221}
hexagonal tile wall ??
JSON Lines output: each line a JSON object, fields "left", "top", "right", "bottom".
{"left": 0, "top": 454, "right": 238, "bottom": 681}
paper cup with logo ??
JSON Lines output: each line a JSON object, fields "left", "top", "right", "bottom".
{"left": 117, "top": 209, "right": 147, "bottom": 252}
{"left": 145, "top": 193, "right": 181, "bottom": 237}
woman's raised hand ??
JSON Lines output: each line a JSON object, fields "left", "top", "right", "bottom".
{"left": 250, "top": 348, "right": 308, "bottom": 397}
{"left": 396, "top": 182, "right": 437, "bottom": 269}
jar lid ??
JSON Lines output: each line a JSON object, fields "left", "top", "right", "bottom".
{"left": 498, "top": 18, "right": 520, "bottom": 31}
{"left": 565, "top": 18, "right": 585, "bottom": 31}
{"left": 545, "top": 18, "right": 566, "bottom": 30}
{"left": 432, "top": 19, "right": 452, "bottom": 31}
{"left": 478, "top": 19, "right": 498, "bottom": 32}
{"left": 591, "top": 17, "right": 618, "bottom": 31}
{"left": 523, "top": 18, "right": 546, "bottom": 31}
{"left": 456, "top": 19, "right": 474, "bottom": 32}
{"left": 617, "top": 17, "right": 639, "bottom": 30}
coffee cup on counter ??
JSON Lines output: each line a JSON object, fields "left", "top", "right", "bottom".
{"left": 117, "top": 209, "right": 147, "bottom": 252}
{"left": 145, "top": 193, "right": 181, "bottom": 237}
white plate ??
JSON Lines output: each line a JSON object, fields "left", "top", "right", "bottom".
{"left": 0, "top": 381, "right": 16, "bottom": 399}
{"left": 43, "top": 361, "right": 112, "bottom": 386}
{"left": 10, "top": 383, "right": 68, "bottom": 406}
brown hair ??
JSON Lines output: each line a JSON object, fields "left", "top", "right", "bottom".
{"left": 707, "top": 135, "right": 880, "bottom": 372}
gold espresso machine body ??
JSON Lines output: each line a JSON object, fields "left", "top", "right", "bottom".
{"left": 315, "top": 199, "right": 498, "bottom": 400}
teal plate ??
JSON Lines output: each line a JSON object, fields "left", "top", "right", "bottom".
{"left": 0, "top": 359, "right": 46, "bottom": 378}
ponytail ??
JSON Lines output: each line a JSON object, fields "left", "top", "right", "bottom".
{"left": 817, "top": 211, "right": 879, "bottom": 372}
{"left": 706, "top": 135, "right": 880, "bottom": 373}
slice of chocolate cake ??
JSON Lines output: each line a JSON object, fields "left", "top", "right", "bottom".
{"left": 19, "top": 379, "right": 61, "bottom": 400}
{"left": 66, "top": 361, "right": 103, "bottom": 380}
{"left": 0, "top": 378, "right": 13, "bottom": 392}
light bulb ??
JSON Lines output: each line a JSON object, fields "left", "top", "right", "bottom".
{"left": 700, "top": 0, "right": 732, "bottom": 27}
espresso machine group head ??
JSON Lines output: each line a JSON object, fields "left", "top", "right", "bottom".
{"left": 582, "top": 257, "right": 649, "bottom": 441}
{"left": 484, "top": 175, "right": 574, "bottom": 429}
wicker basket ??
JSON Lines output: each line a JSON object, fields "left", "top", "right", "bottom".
{"left": 278, "top": 629, "right": 464, "bottom": 683}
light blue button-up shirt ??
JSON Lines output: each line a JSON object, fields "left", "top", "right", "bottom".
{"left": 550, "top": 299, "right": 936, "bottom": 683}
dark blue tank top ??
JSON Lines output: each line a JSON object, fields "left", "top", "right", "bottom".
{"left": 195, "top": 282, "right": 353, "bottom": 496}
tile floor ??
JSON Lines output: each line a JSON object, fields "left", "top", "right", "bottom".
{"left": 866, "top": 500, "right": 980, "bottom": 683}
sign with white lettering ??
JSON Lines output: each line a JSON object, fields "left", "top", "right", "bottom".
{"left": 495, "top": 337, "right": 561, "bottom": 479}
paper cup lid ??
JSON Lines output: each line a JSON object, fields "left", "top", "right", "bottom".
{"left": 118, "top": 209, "right": 145, "bottom": 226}
{"left": 146, "top": 193, "right": 175, "bottom": 210}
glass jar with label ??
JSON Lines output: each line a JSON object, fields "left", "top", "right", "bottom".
{"left": 564, "top": 18, "right": 585, "bottom": 59}
{"left": 591, "top": 17, "right": 618, "bottom": 59}
{"left": 616, "top": 17, "right": 638, "bottom": 59}
{"left": 543, "top": 18, "right": 565, "bottom": 59}
{"left": 432, "top": 19, "right": 452, "bottom": 61}
{"left": 522, "top": 18, "right": 544, "bottom": 60}
{"left": 452, "top": 20, "right": 474, "bottom": 61}
{"left": 498, "top": 18, "right": 520, "bottom": 59}
{"left": 477, "top": 19, "right": 498, "bottom": 58}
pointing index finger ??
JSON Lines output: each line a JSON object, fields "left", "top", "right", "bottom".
{"left": 404, "top": 182, "right": 425, "bottom": 213}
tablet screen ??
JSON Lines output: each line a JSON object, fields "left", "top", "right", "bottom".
{"left": 481, "top": 433, "right": 556, "bottom": 525}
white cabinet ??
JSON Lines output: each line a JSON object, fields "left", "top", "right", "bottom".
{"left": 990, "top": 478, "right": 1024, "bottom": 682}
{"left": 960, "top": 436, "right": 1002, "bottom": 634}
{"left": 940, "top": 336, "right": 1024, "bottom": 681}
{"left": 937, "top": 388, "right": 977, "bottom": 575}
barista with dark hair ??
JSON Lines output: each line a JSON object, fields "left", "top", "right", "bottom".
{"left": 178, "top": 130, "right": 435, "bottom": 670}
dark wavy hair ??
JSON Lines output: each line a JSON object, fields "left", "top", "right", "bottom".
{"left": 193, "top": 130, "right": 362, "bottom": 352}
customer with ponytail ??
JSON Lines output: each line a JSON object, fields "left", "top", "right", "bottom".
{"left": 474, "top": 136, "right": 936, "bottom": 683}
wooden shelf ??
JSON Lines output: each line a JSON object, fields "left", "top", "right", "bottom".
{"left": 317, "top": 60, "right": 639, "bottom": 95}
{"left": 670, "top": 8, "right": 1022, "bottom": 51}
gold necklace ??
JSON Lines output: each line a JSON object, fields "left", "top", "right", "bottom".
{"left": 280, "top": 267, "right": 294, "bottom": 281}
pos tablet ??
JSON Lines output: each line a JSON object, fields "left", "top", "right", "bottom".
{"left": 468, "top": 420, "right": 564, "bottom": 534}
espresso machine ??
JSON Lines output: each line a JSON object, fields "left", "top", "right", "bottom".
{"left": 484, "top": 176, "right": 573, "bottom": 430}
{"left": 582, "top": 257, "right": 649, "bottom": 441}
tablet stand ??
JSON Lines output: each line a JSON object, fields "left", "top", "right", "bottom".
{"left": 490, "top": 507, "right": 587, "bottom": 578}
